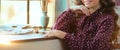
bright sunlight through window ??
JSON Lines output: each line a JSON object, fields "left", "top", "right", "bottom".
{"left": 1, "top": 1, "right": 27, "bottom": 24}
{"left": 1, "top": 0, "right": 43, "bottom": 26}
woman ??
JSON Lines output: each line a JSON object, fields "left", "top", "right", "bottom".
{"left": 44, "top": 0, "right": 119, "bottom": 50}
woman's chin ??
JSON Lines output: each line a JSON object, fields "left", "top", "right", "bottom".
{"left": 85, "top": 5, "right": 93, "bottom": 8}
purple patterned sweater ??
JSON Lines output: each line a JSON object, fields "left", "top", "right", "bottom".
{"left": 52, "top": 8, "right": 115, "bottom": 50}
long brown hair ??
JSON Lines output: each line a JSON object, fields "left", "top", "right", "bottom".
{"left": 99, "top": 0, "right": 119, "bottom": 44}
{"left": 74, "top": 0, "right": 120, "bottom": 47}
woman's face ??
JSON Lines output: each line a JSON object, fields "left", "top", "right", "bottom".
{"left": 81, "top": 0, "right": 100, "bottom": 8}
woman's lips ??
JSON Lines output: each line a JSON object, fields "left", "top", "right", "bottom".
{"left": 85, "top": 1, "right": 92, "bottom": 4}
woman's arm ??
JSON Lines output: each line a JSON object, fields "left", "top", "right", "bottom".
{"left": 44, "top": 9, "right": 76, "bottom": 39}
{"left": 52, "top": 9, "right": 75, "bottom": 33}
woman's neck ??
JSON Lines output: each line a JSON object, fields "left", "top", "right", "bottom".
{"left": 89, "top": 4, "right": 101, "bottom": 14}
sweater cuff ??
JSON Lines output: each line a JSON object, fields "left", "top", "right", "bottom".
{"left": 63, "top": 33, "right": 75, "bottom": 41}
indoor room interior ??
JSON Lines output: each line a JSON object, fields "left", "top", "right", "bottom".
{"left": 0, "top": 0, "right": 120, "bottom": 50}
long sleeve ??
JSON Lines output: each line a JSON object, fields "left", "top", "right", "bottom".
{"left": 53, "top": 9, "right": 85, "bottom": 49}
{"left": 52, "top": 9, "right": 76, "bottom": 33}
{"left": 52, "top": 9, "right": 80, "bottom": 49}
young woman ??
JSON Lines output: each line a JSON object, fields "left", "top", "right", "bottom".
{"left": 44, "top": 0, "right": 120, "bottom": 50}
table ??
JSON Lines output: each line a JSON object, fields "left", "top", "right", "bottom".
{"left": 0, "top": 34, "right": 67, "bottom": 50}
{"left": 0, "top": 24, "right": 66, "bottom": 50}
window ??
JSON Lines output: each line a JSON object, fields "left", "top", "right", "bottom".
{"left": 1, "top": 0, "right": 27, "bottom": 24}
{"left": 29, "top": 1, "right": 43, "bottom": 26}
{"left": 0, "top": 0, "right": 56, "bottom": 27}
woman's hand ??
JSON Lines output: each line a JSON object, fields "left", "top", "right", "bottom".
{"left": 70, "top": 5, "right": 90, "bottom": 16}
{"left": 44, "top": 30, "right": 67, "bottom": 39}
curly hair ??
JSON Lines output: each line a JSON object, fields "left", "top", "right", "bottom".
{"left": 74, "top": 0, "right": 120, "bottom": 48}
{"left": 100, "top": 0, "right": 119, "bottom": 45}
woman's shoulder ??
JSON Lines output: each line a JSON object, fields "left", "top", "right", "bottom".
{"left": 103, "top": 14, "right": 114, "bottom": 20}
{"left": 56, "top": 8, "right": 76, "bottom": 22}
{"left": 98, "top": 13, "right": 114, "bottom": 23}
{"left": 63, "top": 8, "right": 74, "bottom": 14}
{"left": 58, "top": 8, "right": 75, "bottom": 18}
{"left": 95, "top": 13, "right": 114, "bottom": 23}
{"left": 98, "top": 11, "right": 114, "bottom": 20}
